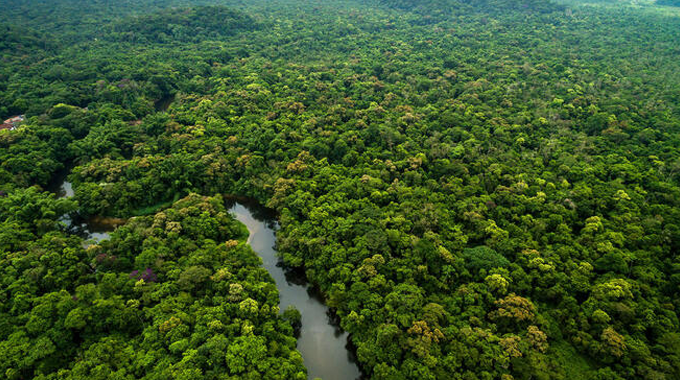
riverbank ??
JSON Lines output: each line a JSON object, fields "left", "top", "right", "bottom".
{"left": 49, "top": 173, "right": 362, "bottom": 379}
{"left": 228, "top": 200, "right": 362, "bottom": 380}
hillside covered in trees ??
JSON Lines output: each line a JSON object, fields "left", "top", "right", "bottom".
{"left": 1, "top": 0, "right": 680, "bottom": 379}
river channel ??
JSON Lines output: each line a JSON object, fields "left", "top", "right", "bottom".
{"left": 52, "top": 177, "right": 361, "bottom": 380}
{"left": 227, "top": 200, "right": 362, "bottom": 380}
{"left": 53, "top": 180, "right": 122, "bottom": 243}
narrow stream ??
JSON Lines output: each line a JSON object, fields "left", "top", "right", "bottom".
{"left": 228, "top": 200, "right": 362, "bottom": 380}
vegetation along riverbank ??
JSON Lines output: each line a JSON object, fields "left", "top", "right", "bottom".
{"left": 1, "top": 0, "right": 680, "bottom": 379}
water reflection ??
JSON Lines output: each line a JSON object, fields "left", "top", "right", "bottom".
{"left": 56, "top": 180, "right": 74, "bottom": 198}
{"left": 227, "top": 199, "right": 362, "bottom": 380}
{"left": 54, "top": 180, "right": 120, "bottom": 244}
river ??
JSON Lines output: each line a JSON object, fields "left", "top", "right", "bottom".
{"left": 54, "top": 179, "right": 122, "bottom": 243}
{"left": 228, "top": 200, "right": 362, "bottom": 380}
{"left": 52, "top": 177, "right": 361, "bottom": 380}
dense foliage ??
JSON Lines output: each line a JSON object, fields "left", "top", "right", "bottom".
{"left": 109, "top": 6, "right": 259, "bottom": 44}
{"left": 0, "top": 192, "right": 305, "bottom": 379}
{"left": 2, "top": 0, "right": 680, "bottom": 379}
{"left": 656, "top": 0, "right": 680, "bottom": 6}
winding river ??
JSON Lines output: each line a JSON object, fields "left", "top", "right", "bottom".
{"left": 228, "top": 200, "right": 362, "bottom": 380}
{"left": 52, "top": 176, "right": 361, "bottom": 379}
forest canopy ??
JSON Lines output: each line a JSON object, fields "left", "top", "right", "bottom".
{"left": 656, "top": 0, "right": 680, "bottom": 6}
{"left": 1, "top": 0, "right": 680, "bottom": 379}
{"left": 109, "top": 6, "right": 260, "bottom": 44}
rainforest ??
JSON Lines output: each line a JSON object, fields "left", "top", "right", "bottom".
{"left": 1, "top": 0, "right": 680, "bottom": 379}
